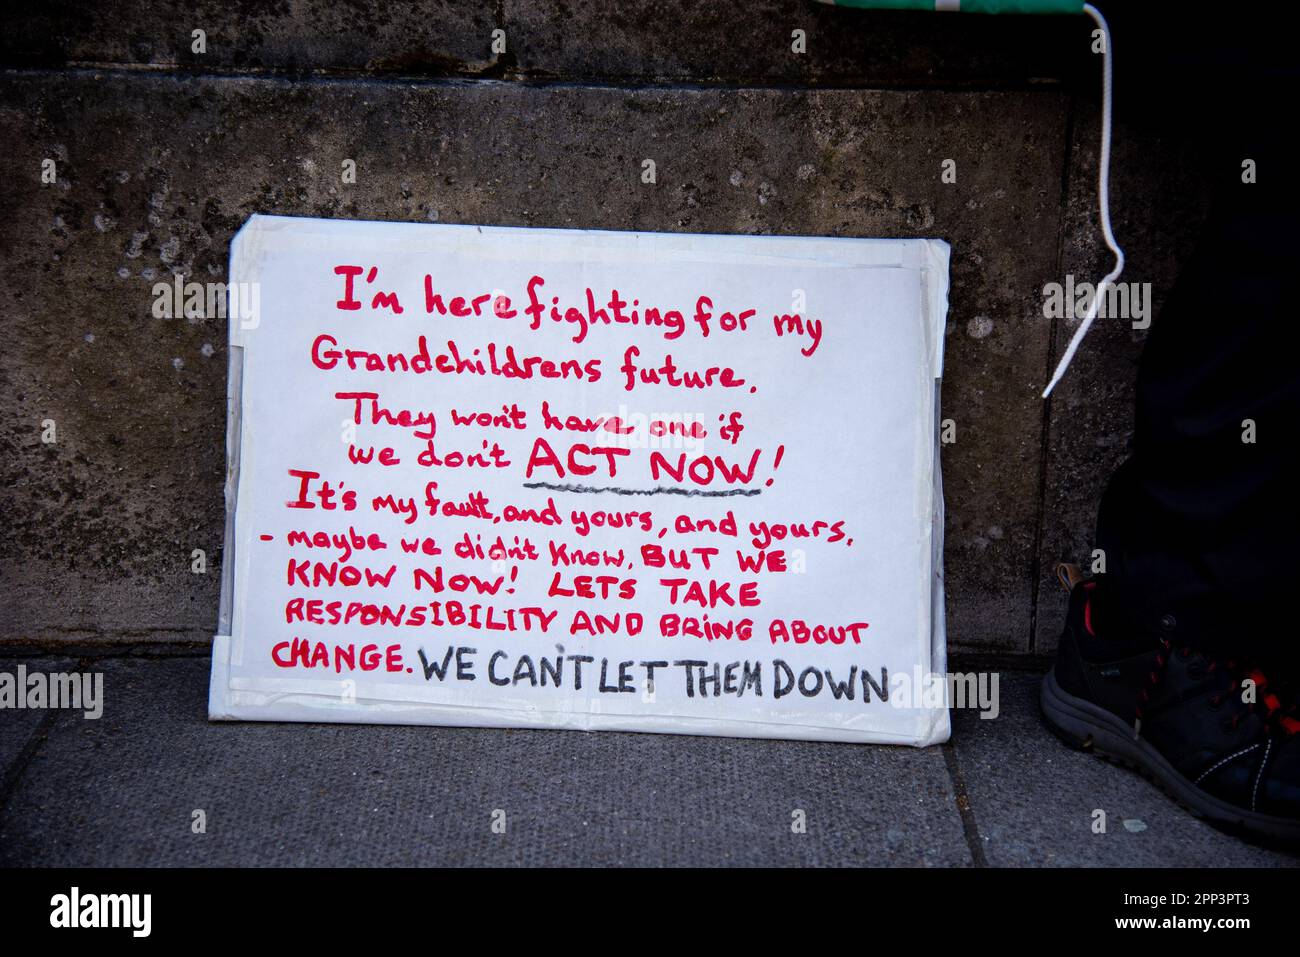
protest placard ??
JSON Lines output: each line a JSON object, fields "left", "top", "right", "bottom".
{"left": 209, "top": 215, "right": 950, "bottom": 745}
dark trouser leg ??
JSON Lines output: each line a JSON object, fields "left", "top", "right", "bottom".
{"left": 1096, "top": 150, "right": 1300, "bottom": 669}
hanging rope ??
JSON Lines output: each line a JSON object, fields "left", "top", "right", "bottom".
{"left": 1042, "top": 2, "right": 1125, "bottom": 398}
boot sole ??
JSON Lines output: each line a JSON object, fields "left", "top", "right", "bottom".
{"left": 1040, "top": 667, "right": 1300, "bottom": 844}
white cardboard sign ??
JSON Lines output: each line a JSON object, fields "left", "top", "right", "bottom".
{"left": 209, "top": 215, "right": 950, "bottom": 746}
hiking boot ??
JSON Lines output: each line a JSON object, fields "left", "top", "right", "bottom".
{"left": 1040, "top": 563, "right": 1300, "bottom": 843}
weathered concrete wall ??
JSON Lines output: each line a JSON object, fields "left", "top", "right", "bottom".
{"left": 0, "top": 2, "right": 1205, "bottom": 657}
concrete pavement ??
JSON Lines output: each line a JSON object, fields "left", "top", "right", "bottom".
{"left": 1, "top": 656, "right": 1294, "bottom": 867}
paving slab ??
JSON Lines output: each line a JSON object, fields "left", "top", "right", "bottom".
{"left": 0, "top": 710, "right": 48, "bottom": 784}
{"left": 951, "top": 672, "right": 1300, "bottom": 867}
{"left": 0, "top": 660, "right": 74, "bottom": 784}
{"left": 0, "top": 656, "right": 970, "bottom": 866}
{"left": 6, "top": 658, "right": 1295, "bottom": 866}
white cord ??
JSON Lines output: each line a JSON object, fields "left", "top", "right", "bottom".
{"left": 1042, "top": 2, "right": 1125, "bottom": 399}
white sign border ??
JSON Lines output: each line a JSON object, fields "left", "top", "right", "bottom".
{"left": 208, "top": 215, "right": 951, "bottom": 747}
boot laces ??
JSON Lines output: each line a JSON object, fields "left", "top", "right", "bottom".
{"left": 1152, "top": 643, "right": 1300, "bottom": 735}
{"left": 1082, "top": 587, "right": 1300, "bottom": 735}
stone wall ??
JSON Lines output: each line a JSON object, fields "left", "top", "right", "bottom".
{"left": 0, "top": 2, "right": 1207, "bottom": 658}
